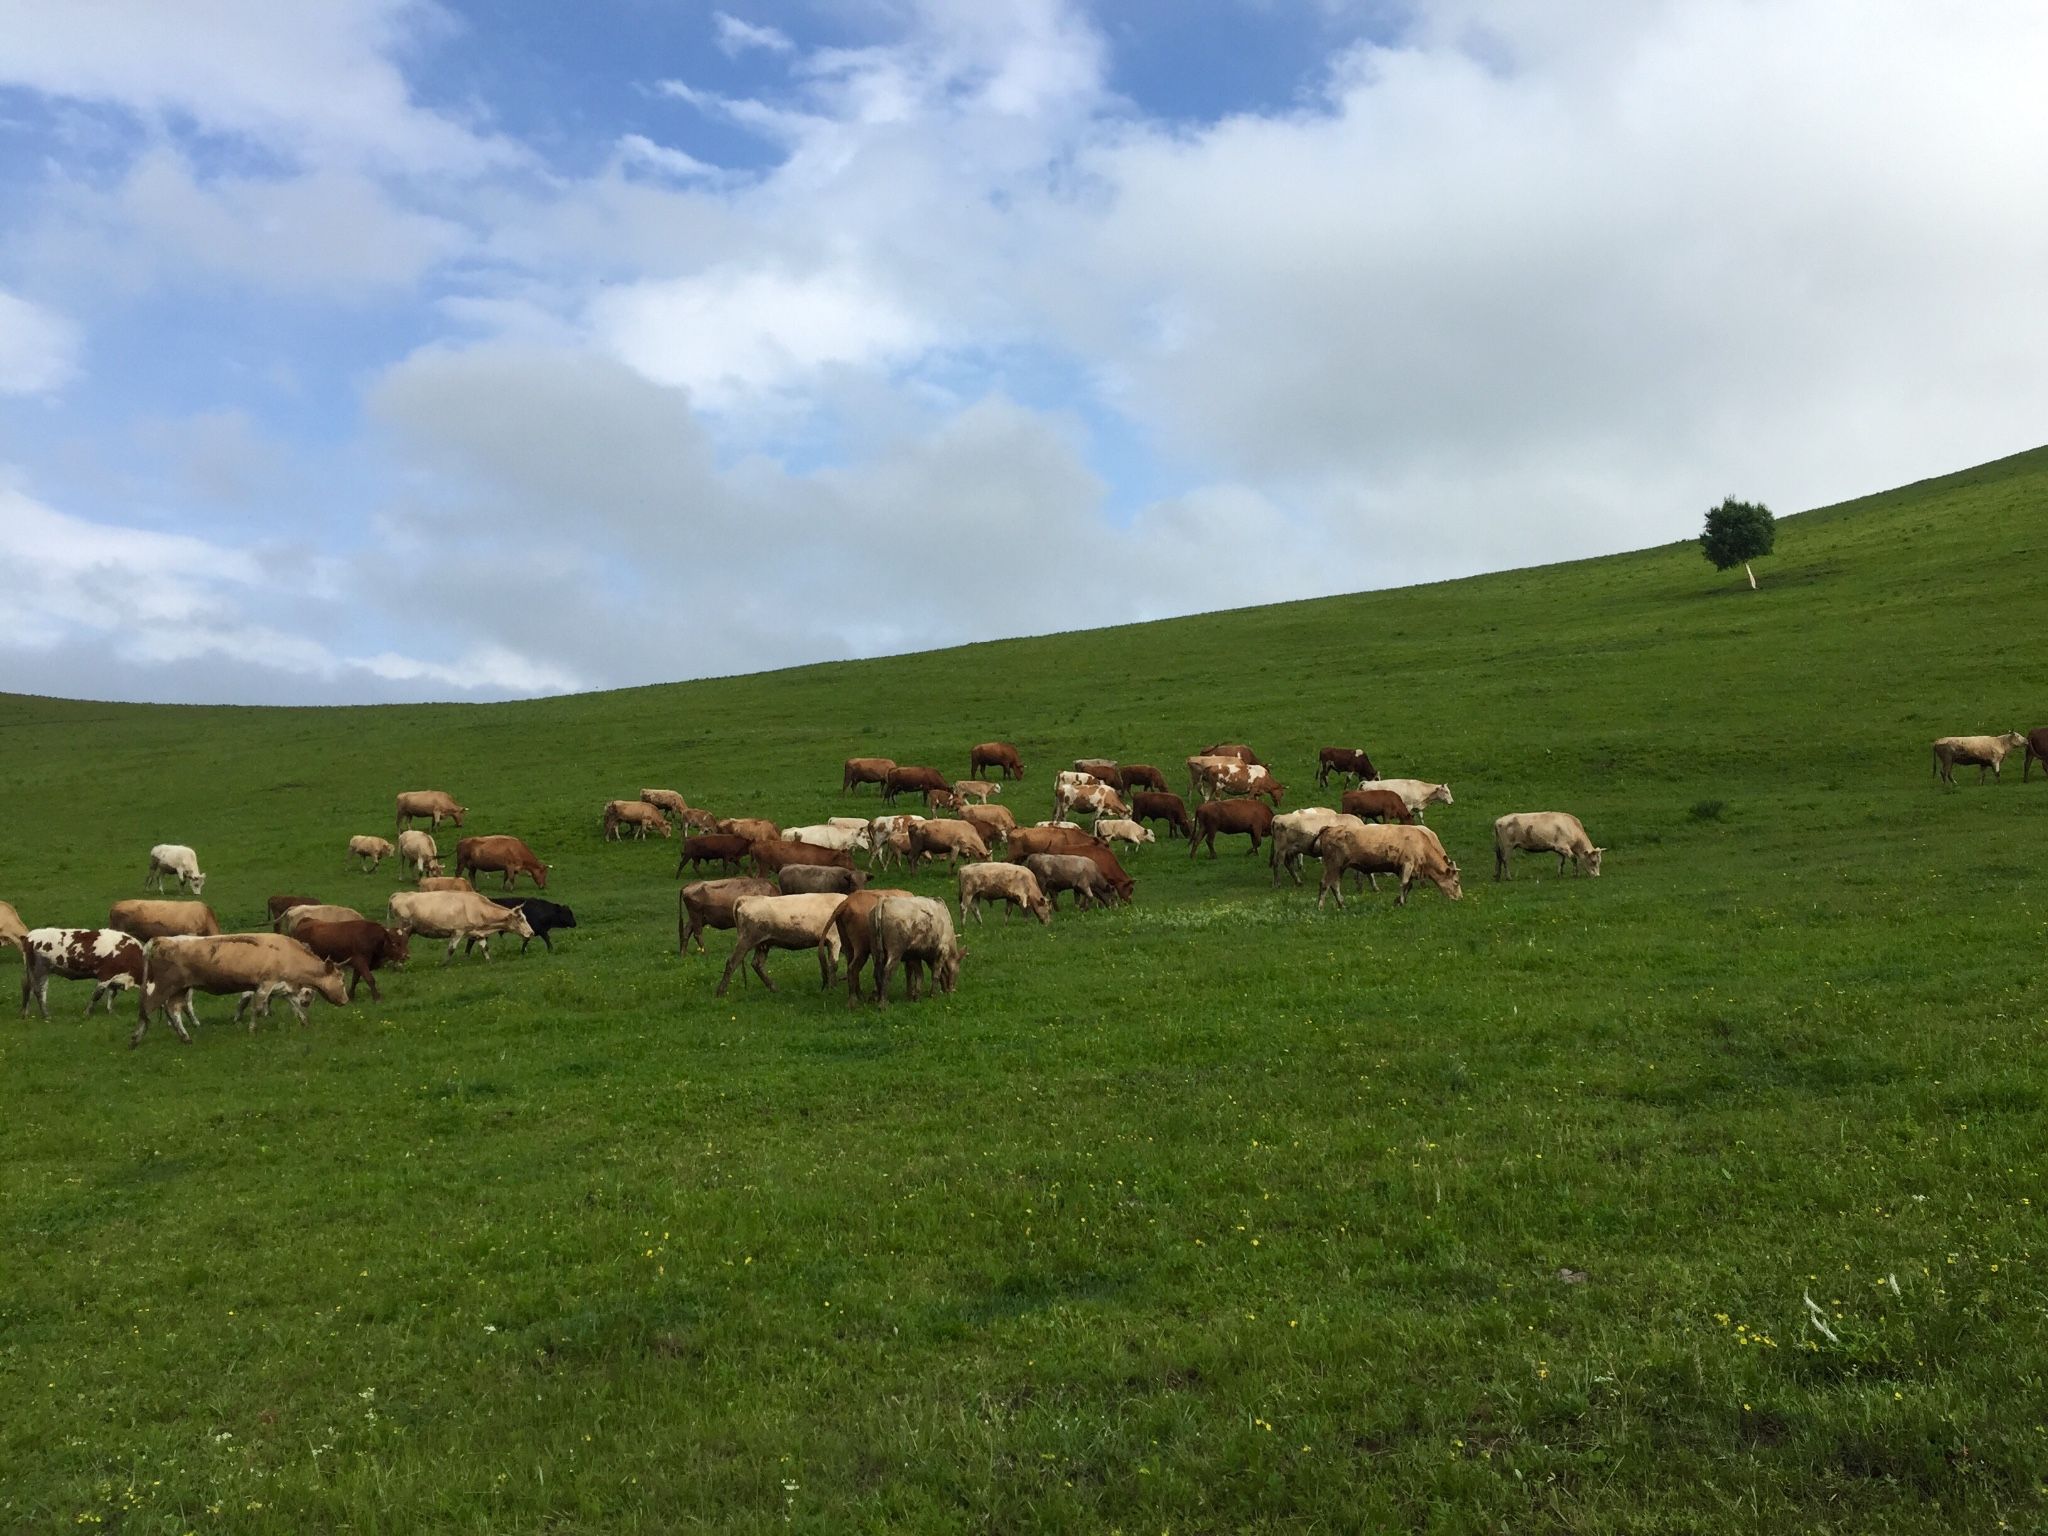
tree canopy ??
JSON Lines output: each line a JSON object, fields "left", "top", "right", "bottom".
{"left": 1700, "top": 498, "right": 1775, "bottom": 576}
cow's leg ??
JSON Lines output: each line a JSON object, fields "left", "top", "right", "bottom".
{"left": 284, "top": 986, "right": 312, "bottom": 1026}
{"left": 442, "top": 935, "right": 459, "bottom": 966}
{"left": 360, "top": 962, "right": 380, "bottom": 1002}
{"left": 477, "top": 934, "right": 493, "bottom": 961}
{"left": 1558, "top": 851, "right": 1569, "bottom": 875}
{"left": 20, "top": 959, "right": 37, "bottom": 1019}
{"left": 749, "top": 947, "right": 775, "bottom": 992}
{"left": 1495, "top": 847, "right": 1507, "bottom": 880}
{"left": 1396, "top": 870, "right": 1413, "bottom": 907}
{"left": 715, "top": 939, "right": 751, "bottom": 996}
{"left": 873, "top": 951, "right": 894, "bottom": 1007}
{"left": 905, "top": 957, "right": 923, "bottom": 1002}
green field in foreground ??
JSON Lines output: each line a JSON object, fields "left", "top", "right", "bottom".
{"left": 3, "top": 448, "right": 2046, "bottom": 1533}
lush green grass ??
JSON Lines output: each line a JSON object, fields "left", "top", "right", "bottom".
{"left": 4, "top": 448, "right": 2046, "bottom": 1533}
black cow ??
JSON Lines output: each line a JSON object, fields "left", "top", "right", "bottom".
{"left": 462, "top": 895, "right": 577, "bottom": 954}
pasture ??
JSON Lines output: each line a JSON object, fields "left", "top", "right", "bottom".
{"left": 3, "top": 447, "right": 2046, "bottom": 1532}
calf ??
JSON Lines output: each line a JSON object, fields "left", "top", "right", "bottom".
{"left": 717, "top": 894, "right": 847, "bottom": 995}
{"left": 1132, "top": 791, "right": 1195, "bottom": 840}
{"left": 1192, "top": 798, "right": 1275, "bottom": 858}
{"left": 20, "top": 928, "right": 145, "bottom": 1020}
{"left": 108, "top": 900, "right": 220, "bottom": 941}
{"left": 144, "top": 843, "right": 207, "bottom": 895}
{"left": 870, "top": 895, "right": 964, "bottom": 1006}
{"left": 829, "top": 888, "right": 916, "bottom": 1003}
{"left": 398, "top": 829, "right": 442, "bottom": 879}
{"left": 347, "top": 835, "right": 394, "bottom": 872}
{"left": 678, "top": 877, "right": 778, "bottom": 956}
{"left": 1493, "top": 812, "right": 1604, "bottom": 879}
{"left": 604, "top": 799, "right": 672, "bottom": 840}
{"left": 676, "top": 833, "right": 752, "bottom": 876}
{"left": 969, "top": 741, "right": 1024, "bottom": 779}
{"left": 455, "top": 835, "right": 549, "bottom": 890}
{"left": 1340, "top": 788, "right": 1414, "bottom": 825}
{"left": 293, "top": 918, "right": 410, "bottom": 1001}
{"left": 843, "top": 756, "right": 896, "bottom": 794}
{"left": 958, "top": 862, "right": 1052, "bottom": 925}
{"left": 1317, "top": 824, "right": 1463, "bottom": 909}
{"left": 866, "top": 815, "right": 925, "bottom": 872}
{"left": 1093, "top": 817, "right": 1155, "bottom": 849}
{"left": 1318, "top": 746, "right": 1378, "bottom": 786}
{"left": 1933, "top": 732, "right": 2027, "bottom": 786}
{"left": 953, "top": 780, "right": 1002, "bottom": 804}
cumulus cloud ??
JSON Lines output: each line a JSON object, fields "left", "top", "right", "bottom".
{"left": 0, "top": 290, "right": 79, "bottom": 394}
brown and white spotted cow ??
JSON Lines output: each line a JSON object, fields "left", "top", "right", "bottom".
{"left": 20, "top": 928, "right": 147, "bottom": 1019}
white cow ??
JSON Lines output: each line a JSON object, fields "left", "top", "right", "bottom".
{"left": 144, "top": 844, "right": 207, "bottom": 895}
{"left": 1493, "top": 812, "right": 1603, "bottom": 879}
{"left": 397, "top": 829, "right": 442, "bottom": 879}
{"left": 1355, "top": 779, "right": 1454, "bottom": 821}
{"left": 783, "top": 823, "right": 872, "bottom": 853}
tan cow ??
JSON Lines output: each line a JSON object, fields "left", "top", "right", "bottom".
{"left": 1355, "top": 778, "right": 1454, "bottom": 820}
{"left": 395, "top": 790, "right": 466, "bottom": 830}
{"left": 843, "top": 756, "right": 897, "bottom": 794}
{"left": 716, "top": 893, "right": 847, "bottom": 995}
{"left": 1023, "top": 853, "right": 1117, "bottom": 910}
{"left": 387, "top": 890, "right": 535, "bottom": 962}
{"left": 397, "top": 829, "right": 442, "bottom": 879}
{"left": 347, "top": 834, "right": 394, "bottom": 873}
{"left": 870, "top": 895, "right": 964, "bottom": 1006}
{"left": 909, "top": 818, "right": 990, "bottom": 871}
{"left": 1493, "top": 812, "right": 1603, "bottom": 879}
{"left": 279, "top": 903, "right": 366, "bottom": 935}
{"left": 677, "top": 876, "right": 778, "bottom": 955}
{"left": 957, "top": 862, "right": 1052, "bottom": 925}
{"left": 953, "top": 780, "right": 1002, "bottom": 804}
{"left": 717, "top": 817, "right": 780, "bottom": 845}
{"left": 1093, "top": 817, "right": 1155, "bottom": 850}
{"left": 1932, "top": 732, "right": 2027, "bottom": 786}
{"left": 416, "top": 876, "right": 475, "bottom": 893}
{"left": 455, "top": 835, "right": 548, "bottom": 890}
{"left": 1317, "top": 824, "right": 1463, "bottom": 909}
{"left": 829, "top": 888, "right": 916, "bottom": 1003}
{"left": 0, "top": 899, "right": 26, "bottom": 955}
{"left": 108, "top": 899, "right": 221, "bottom": 940}
{"left": 959, "top": 802, "right": 1015, "bottom": 850}
{"left": 604, "top": 799, "right": 673, "bottom": 840}
{"left": 135, "top": 933, "right": 349, "bottom": 1045}
{"left": 1269, "top": 809, "right": 1364, "bottom": 887}
{"left": 640, "top": 788, "right": 689, "bottom": 818}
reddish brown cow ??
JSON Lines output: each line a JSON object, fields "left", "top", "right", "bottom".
{"left": 455, "top": 835, "right": 549, "bottom": 890}
{"left": 2026, "top": 728, "right": 2048, "bottom": 782}
{"left": 293, "top": 918, "right": 410, "bottom": 1001}
{"left": 883, "top": 765, "right": 949, "bottom": 802}
{"left": 1192, "top": 798, "right": 1275, "bottom": 858}
{"left": 969, "top": 742, "right": 1025, "bottom": 780}
{"left": 750, "top": 839, "right": 856, "bottom": 875}
{"left": 1131, "top": 791, "right": 1195, "bottom": 840}
{"left": 843, "top": 757, "right": 895, "bottom": 794}
{"left": 717, "top": 817, "right": 780, "bottom": 844}
{"left": 1340, "top": 788, "right": 1414, "bottom": 824}
{"left": 1118, "top": 764, "right": 1168, "bottom": 793}
{"left": 1067, "top": 843, "right": 1135, "bottom": 903}
{"left": 1319, "top": 746, "right": 1378, "bottom": 786}
{"left": 1201, "top": 742, "right": 1263, "bottom": 766}
{"left": 676, "top": 833, "right": 754, "bottom": 876}
{"left": 831, "top": 887, "right": 916, "bottom": 1004}
{"left": 1004, "top": 825, "right": 1103, "bottom": 862}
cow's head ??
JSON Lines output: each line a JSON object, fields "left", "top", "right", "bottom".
{"left": 1428, "top": 784, "right": 1455, "bottom": 806}
{"left": 1434, "top": 862, "right": 1464, "bottom": 900}
{"left": 188, "top": 871, "right": 208, "bottom": 895}
{"left": 511, "top": 910, "right": 537, "bottom": 940}
{"left": 554, "top": 904, "right": 579, "bottom": 929}
{"left": 530, "top": 863, "right": 549, "bottom": 890}
{"left": 313, "top": 966, "right": 350, "bottom": 1006}
{"left": 2000, "top": 732, "right": 2027, "bottom": 751}
{"left": 1584, "top": 847, "right": 1604, "bottom": 877}
{"left": 936, "top": 935, "right": 965, "bottom": 993}
{"left": 384, "top": 926, "right": 413, "bottom": 965}
{"left": 453, "top": 806, "right": 468, "bottom": 825}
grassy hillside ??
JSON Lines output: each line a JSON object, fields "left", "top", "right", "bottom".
{"left": 3, "top": 447, "right": 2046, "bottom": 1533}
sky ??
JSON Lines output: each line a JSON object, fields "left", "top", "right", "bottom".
{"left": 2, "top": 0, "right": 2045, "bottom": 705}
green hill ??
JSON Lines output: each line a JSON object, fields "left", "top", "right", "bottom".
{"left": 4, "top": 447, "right": 2045, "bottom": 1531}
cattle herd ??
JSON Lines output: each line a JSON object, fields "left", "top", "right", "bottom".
{"left": 6, "top": 725, "right": 2039, "bottom": 1047}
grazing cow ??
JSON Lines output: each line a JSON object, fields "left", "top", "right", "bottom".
{"left": 1318, "top": 747, "right": 1378, "bottom": 786}
{"left": 953, "top": 780, "right": 1002, "bottom": 804}
{"left": 1356, "top": 779, "right": 1454, "bottom": 820}
{"left": 604, "top": 799, "right": 672, "bottom": 840}
{"left": 144, "top": 844, "right": 207, "bottom": 895}
{"left": 959, "top": 803, "right": 1016, "bottom": 850}
{"left": 750, "top": 839, "right": 856, "bottom": 876}
{"left": 1117, "top": 764, "right": 1168, "bottom": 794}
{"left": 1094, "top": 817, "right": 1155, "bottom": 849}
{"left": 783, "top": 823, "right": 871, "bottom": 853}
{"left": 398, "top": 829, "right": 442, "bottom": 880}
{"left": 970, "top": 742, "right": 1025, "bottom": 780}
{"left": 1193, "top": 798, "right": 1276, "bottom": 858}
{"left": 676, "top": 833, "right": 754, "bottom": 875}
{"left": 347, "top": 835, "right": 394, "bottom": 873}
{"left": 2026, "top": 728, "right": 2048, "bottom": 782}
{"left": 1186, "top": 756, "right": 1286, "bottom": 806}
{"left": 107, "top": 900, "right": 220, "bottom": 941}
{"left": 1004, "top": 825, "right": 1102, "bottom": 862}
{"left": 717, "top": 817, "right": 780, "bottom": 845}
{"left": 1024, "top": 853, "right": 1116, "bottom": 911}
{"left": 778, "top": 865, "right": 871, "bottom": 897}
{"left": 717, "top": 894, "right": 848, "bottom": 995}
{"left": 1268, "top": 809, "right": 1363, "bottom": 888}
{"left": 1057, "top": 781, "right": 1130, "bottom": 822}
{"left": 1317, "top": 824, "right": 1463, "bottom": 910}
{"left": 1054, "top": 769, "right": 1105, "bottom": 800}
{"left": 924, "top": 788, "right": 965, "bottom": 815}
{"left": 910, "top": 819, "right": 991, "bottom": 871}
{"left": 676, "top": 807, "right": 721, "bottom": 834}
{"left": 0, "top": 899, "right": 26, "bottom": 954}
{"left": 957, "top": 863, "right": 1052, "bottom": 925}
{"left": 1068, "top": 844, "right": 1136, "bottom": 904}
{"left": 1073, "top": 757, "right": 1120, "bottom": 782}
{"left": 417, "top": 876, "right": 475, "bottom": 892}
{"left": 640, "top": 788, "right": 689, "bottom": 819}
{"left": 455, "top": 835, "right": 549, "bottom": 890}
{"left": 278, "top": 903, "right": 364, "bottom": 935}
{"left": 1932, "top": 732, "right": 2028, "bottom": 786}
{"left": 677, "top": 877, "right": 778, "bottom": 955}
{"left": 135, "top": 933, "right": 349, "bottom": 1045}
{"left": 1494, "top": 812, "right": 1604, "bottom": 879}
{"left": 293, "top": 918, "right": 410, "bottom": 1001}
{"left": 1340, "top": 788, "right": 1414, "bottom": 825}
{"left": 843, "top": 756, "right": 896, "bottom": 794}
{"left": 267, "top": 894, "right": 320, "bottom": 929}
{"left": 866, "top": 815, "right": 926, "bottom": 872}
{"left": 462, "top": 895, "right": 577, "bottom": 954}
{"left": 1132, "top": 791, "right": 1195, "bottom": 840}
{"left": 20, "top": 928, "right": 145, "bottom": 1019}
{"left": 395, "top": 790, "right": 466, "bottom": 830}
{"left": 387, "top": 890, "right": 535, "bottom": 962}
{"left": 871, "top": 895, "right": 964, "bottom": 1006}
{"left": 829, "top": 888, "right": 915, "bottom": 1003}
{"left": 1200, "top": 742, "right": 1263, "bottom": 765}
{"left": 882, "top": 765, "right": 949, "bottom": 803}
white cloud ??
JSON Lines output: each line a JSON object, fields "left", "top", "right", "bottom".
{"left": 615, "top": 133, "right": 719, "bottom": 181}
{"left": 0, "top": 290, "right": 79, "bottom": 394}
{"left": 713, "top": 13, "right": 793, "bottom": 57}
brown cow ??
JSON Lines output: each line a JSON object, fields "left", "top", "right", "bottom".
{"left": 1066, "top": 843, "right": 1135, "bottom": 904}
{"left": 604, "top": 799, "right": 673, "bottom": 840}
{"left": 1004, "top": 825, "right": 1103, "bottom": 862}
{"left": 455, "top": 835, "right": 549, "bottom": 890}
{"left": 970, "top": 742, "right": 1024, "bottom": 779}
{"left": 1024, "top": 853, "right": 1116, "bottom": 910}
{"left": 717, "top": 817, "right": 780, "bottom": 844}
{"left": 1340, "top": 788, "right": 1414, "bottom": 824}
{"left": 395, "top": 790, "right": 466, "bottom": 830}
{"left": 909, "top": 819, "right": 991, "bottom": 870}
{"left": 1132, "top": 790, "right": 1195, "bottom": 840}
{"left": 267, "top": 894, "right": 320, "bottom": 929}
{"left": 2026, "top": 728, "right": 2048, "bottom": 782}
{"left": 1200, "top": 742, "right": 1263, "bottom": 765}
{"left": 750, "top": 839, "right": 856, "bottom": 876}
{"left": 293, "top": 918, "right": 411, "bottom": 1001}
{"left": 1074, "top": 757, "right": 1120, "bottom": 781}
{"left": 1117, "top": 764, "right": 1168, "bottom": 793}
{"left": 830, "top": 887, "right": 916, "bottom": 1004}
{"left": 843, "top": 757, "right": 896, "bottom": 794}
{"left": 20, "top": 928, "right": 145, "bottom": 1019}
{"left": 108, "top": 900, "right": 221, "bottom": 941}
{"left": 883, "top": 765, "right": 949, "bottom": 803}
{"left": 678, "top": 877, "right": 778, "bottom": 955}
{"left": 1192, "top": 798, "right": 1275, "bottom": 858}
{"left": 1319, "top": 746, "right": 1378, "bottom": 786}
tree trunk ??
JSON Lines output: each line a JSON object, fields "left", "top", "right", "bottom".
{"left": 1744, "top": 560, "right": 1756, "bottom": 590}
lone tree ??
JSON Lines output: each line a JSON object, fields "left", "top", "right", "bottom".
{"left": 1700, "top": 497, "right": 1775, "bottom": 589}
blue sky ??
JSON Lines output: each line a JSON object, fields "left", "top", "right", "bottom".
{"left": 2, "top": 0, "right": 2045, "bottom": 703}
